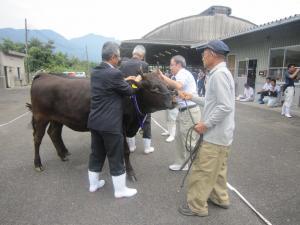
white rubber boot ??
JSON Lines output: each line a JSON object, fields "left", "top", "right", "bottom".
{"left": 285, "top": 107, "right": 292, "bottom": 118}
{"left": 112, "top": 173, "right": 137, "bottom": 198}
{"left": 143, "top": 138, "right": 154, "bottom": 154}
{"left": 88, "top": 170, "right": 105, "bottom": 192}
{"left": 281, "top": 105, "right": 286, "bottom": 116}
{"left": 166, "top": 124, "right": 176, "bottom": 142}
{"left": 126, "top": 137, "right": 136, "bottom": 152}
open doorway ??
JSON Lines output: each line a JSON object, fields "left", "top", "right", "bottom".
{"left": 247, "top": 59, "right": 257, "bottom": 88}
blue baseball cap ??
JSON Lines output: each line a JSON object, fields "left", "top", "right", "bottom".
{"left": 197, "top": 40, "right": 230, "bottom": 55}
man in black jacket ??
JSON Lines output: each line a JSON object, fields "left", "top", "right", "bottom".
{"left": 119, "top": 45, "right": 154, "bottom": 154}
{"left": 87, "top": 41, "right": 139, "bottom": 198}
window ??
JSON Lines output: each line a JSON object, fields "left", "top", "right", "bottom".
{"left": 285, "top": 46, "right": 300, "bottom": 67}
{"left": 269, "top": 45, "right": 300, "bottom": 81}
{"left": 227, "top": 55, "right": 236, "bottom": 76}
{"left": 17, "top": 67, "right": 21, "bottom": 80}
{"left": 238, "top": 61, "right": 247, "bottom": 77}
{"left": 269, "top": 49, "right": 284, "bottom": 67}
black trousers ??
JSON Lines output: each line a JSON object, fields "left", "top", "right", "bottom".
{"left": 259, "top": 91, "right": 268, "bottom": 101}
{"left": 89, "top": 129, "right": 125, "bottom": 176}
{"left": 142, "top": 113, "right": 152, "bottom": 139}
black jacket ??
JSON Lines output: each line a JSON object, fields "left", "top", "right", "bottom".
{"left": 88, "top": 62, "right": 134, "bottom": 133}
{"left": 119, "top": 57, "right": 149, "bottom": 77}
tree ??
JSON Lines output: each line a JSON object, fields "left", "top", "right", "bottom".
{"left": 0, "top": 38, "right": 25, "bottom": 53}
{"left": 1, "top": 38, "right": 95, "bottom": 75}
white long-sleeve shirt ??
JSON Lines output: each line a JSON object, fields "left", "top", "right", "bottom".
{"left": 191, "top": 62, "right": 235, "bottom": 146}
{"left": 243, "top": 87, "right": 254, "bottom": 100}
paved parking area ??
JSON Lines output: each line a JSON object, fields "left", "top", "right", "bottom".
{"left": 0, "top": 87, "right": 299, "bottom": 225}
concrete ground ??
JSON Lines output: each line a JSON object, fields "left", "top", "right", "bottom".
{"left": 0, "top": 87, "right": 299, "bottom": 225}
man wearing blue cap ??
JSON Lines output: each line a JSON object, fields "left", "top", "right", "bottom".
{"left": 178, "top": 40, "right": 235, "bottom": 217}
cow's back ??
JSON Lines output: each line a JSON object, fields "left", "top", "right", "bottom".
{"left": 31, "top": 73, "right": 90, "bottom": 131}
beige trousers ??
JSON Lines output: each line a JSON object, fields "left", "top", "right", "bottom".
{"left": 173, "top": 106, "right": 201, "bottom": 165}
{"left": 187, "top": 141, "right": 230, "bottom": 214}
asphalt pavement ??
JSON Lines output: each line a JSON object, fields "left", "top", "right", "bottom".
{"left": 0, "top": 87, "right": 299, "bottom": 225}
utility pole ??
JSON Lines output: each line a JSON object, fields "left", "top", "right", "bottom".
{"left": 85, "top": 45, "right": 90, "bottom": 77}
{"left": 25, "top": 18, "right": 30, "bottom": 84}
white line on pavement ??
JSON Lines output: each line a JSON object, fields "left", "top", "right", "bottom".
{"left": 227, "top": 183, "right": 272, "bottom": 225}
{"left": 0, "top": 112, "right": 30, "bottom": 128}
{"left": 152, "top": 117, "right": 168, "bottom": 133}
{"left": 152, "top": 116, "right": 273, "bottom": 225}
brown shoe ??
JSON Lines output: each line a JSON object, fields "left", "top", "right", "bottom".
{"left": 178, "top": 203, "right": 208, "bottom": 217}
{"left": 208, "top": 198, "right": 230, "bottom": 209}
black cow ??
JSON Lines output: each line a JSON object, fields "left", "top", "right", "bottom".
{"left": 27, "top": 72, "right": 175, "bottom": 180}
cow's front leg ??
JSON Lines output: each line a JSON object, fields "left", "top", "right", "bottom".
{"left": 124, "top": 137, "right": 137, "bottom": 182}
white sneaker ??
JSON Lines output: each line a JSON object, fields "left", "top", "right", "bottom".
{"left": 161, "top": 131, "right": 170, "bottom": 136}
{"left": 166, "top": 135, "right": 175, "bottom": 142}
{"left": 285, "top": 114, "right": 292, "bottom": 118}
{"left": 169, "top": 164, "right": 189, "bottom": 171}
{"left": 88, "top": 171, "right": 105, "bottom": 192}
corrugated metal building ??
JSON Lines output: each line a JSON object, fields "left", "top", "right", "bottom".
{"left": 192, "top": 14, "right": 300, "bottom": 106}
{"left": 121, "top": 6, "right": 255, "bottom": 66}
{"left": 121, "top": 5, "right": 300, "bottom": 107}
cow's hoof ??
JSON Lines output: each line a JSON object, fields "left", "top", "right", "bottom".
{"left": 63, "top": 150, "right": 71, "bottom": 156}
{"left": 127, "top": 174, "right": 137, "bottom": 182}
{"left": 61, "top": 156, "right": 69, "bottom": 161}
{"left": 34, "top": 166, "right": 44, "bottom": 172}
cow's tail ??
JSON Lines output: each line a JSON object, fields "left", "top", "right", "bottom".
{"left": 26, "top": 103, "right": 35, "bottom": 131}
{"left": 26, "top": 102, "right": 32, "bottom": 112}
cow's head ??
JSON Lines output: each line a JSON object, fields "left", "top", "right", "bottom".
{"left": 130, "top": 71, "right": 176, "bottom": 113}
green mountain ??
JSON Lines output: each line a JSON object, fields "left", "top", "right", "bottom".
{"left": 0, "top": 28, "right": 117, "bottom": 62}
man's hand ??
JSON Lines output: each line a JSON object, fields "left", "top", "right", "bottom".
{"left": 125, "top": 76, "right": 136, "bottom": 81}
{"left": 135, "top": 75, "right": 142, "bottom": 82}
{"left": 194, "top": 122, "right": 208, "bottom": 134}
{"left": 157, "top": 69, "right": 165, "bottom": 80}
{"left": 125, "top": 75, "right": 142, "bottom": 82}
{"left": 178, "top": 91, "right": 193, "bottom": 100}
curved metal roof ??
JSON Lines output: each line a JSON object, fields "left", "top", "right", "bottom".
{"left": 142, "top": 6, "right": 256, "bottom": 44}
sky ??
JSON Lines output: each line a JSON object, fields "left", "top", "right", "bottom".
{"left": 0, "top": 0, "right": 299, "bottom": 40}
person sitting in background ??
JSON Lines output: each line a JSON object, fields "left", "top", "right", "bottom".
{"left": 236, "top": 83, "right": 254, "bottom": 102}
{"left": 262, "top": 78, "right": 281, "bottom": 107}
{"left": 257, "top": 77, "right": 271, "bottom": 104}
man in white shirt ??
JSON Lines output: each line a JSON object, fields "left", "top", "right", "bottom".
{"left": 257, "top": 77, "right": 271, "bottom": 104}
{"left": 159, "top": 55, "right": 201, "bottom": 171}
{"left": 263, "top": 78, "right": 281, "bottom": 107}
{"left": 236, "top": 83, "right": 254, "bottom": 102}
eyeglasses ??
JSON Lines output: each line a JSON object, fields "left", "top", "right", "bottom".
{"left": 114, "top": 54, "right": 121, "bottom": 60}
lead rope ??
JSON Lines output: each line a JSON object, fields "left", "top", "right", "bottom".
{"left": 178, "top": 100, "right": 203, "bottom": 191}
{"left": 130, "top": 95, "right": 147, "bottom": 131}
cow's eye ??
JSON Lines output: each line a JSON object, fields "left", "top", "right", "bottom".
{"left": 150, "top": 87, "right": 160, "bottom": 93}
